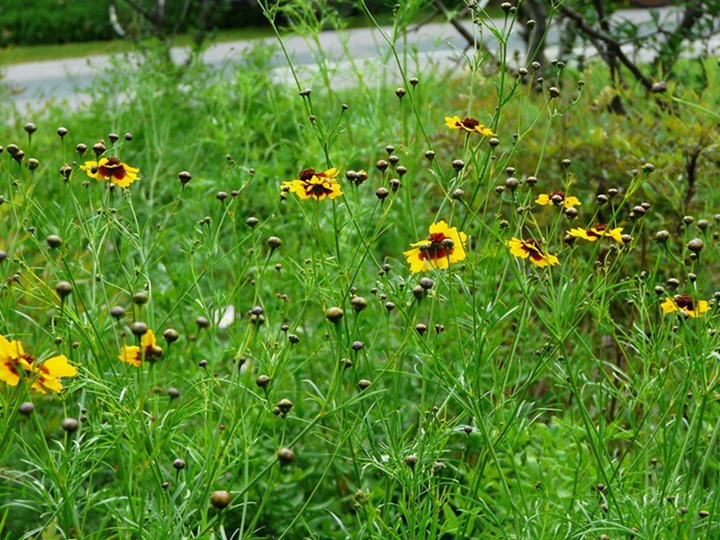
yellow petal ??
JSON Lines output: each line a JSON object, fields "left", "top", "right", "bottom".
{"left": 119, "top": 346, "right": 142, "bottom": 367}
{"left": 536, "top": 194, "right": 551, "bottom": 206}
{"left": 563, "top": 196, "right": 581, "bottom": 208}
{"left": 445, "top": 116, "right": 462, "bottom": 129}
{"left": 660, "top": 298, "right": 677, "bottom": 314}
{"left": 40, "top": 355, "right": 77, "bottom": 378}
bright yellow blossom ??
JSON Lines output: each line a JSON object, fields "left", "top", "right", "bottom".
{"left": 282, "top": 168, "right": 343, "bottom": 201}
{"left": 119, "top": 330, "right": 163, "bottom": 367}
{"left": 568, "top": 224, "right": 624, "bottom": 244}
{"left": 0, "top": 334, "right": 77, "bottom": 393}
{"left": 444, "top": 115, "right": 495, "bottom": 136}
{"left": 507, "top": 237, "right": 559, "bottom": 268}
{"left": 660, "top": 295, "right": 710, "bottom": 318}
{"left": 80, "top": 157, "right": 140, "bottom": 188}
{"left": 536, "top": 190, "right": 581, "bottom": 209}
{"left": 404, "top": 221, "right": 467, "bottom": 273}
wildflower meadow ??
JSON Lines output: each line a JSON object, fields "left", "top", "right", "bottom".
{"left": 1, "top": 1, "right": 720, "bottom": 538}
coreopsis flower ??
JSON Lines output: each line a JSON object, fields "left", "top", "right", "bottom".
{"left": 119, "top": 330, "right": 163, "bottom": 367}
{"left": 567, "top": 224, "right": 624, "bottom": 244}
{"left": 404, "top": 221, "right": 467, "bottom": 273}
{"left": 0, "top": 334, "right": 77, "bottom": 393}
{"left": 536, "top": 190, "right": 581, "bottom": 209}
{"left": 507, "top": 237, "right": 559, "bottom": 268}
{"left": 661, "top": 294, "right": 710, "bottom": 318}
{"left": 80, "top": 157, "right": 140, "bottom": 188}
{"left": 445, "top": 115, "right": 495, "bottom": 136}
{"left": 282, "top": 168, "right": 342, "bottom": 201}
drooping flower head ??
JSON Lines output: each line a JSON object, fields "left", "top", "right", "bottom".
{"left": 80, "top": 157, "right": 140, "bottom": 188}
{"left": 0, "top": 334, "right": 77, "bottom": 393}
{"left": 445, "top": 116, "right": 496, "bottom": 137}
{"left": 568, "top": 224, "right": 624, "bottom": 244}
{"left": 661, "top": 294, "right": 710, "bottom": 318}
{"left": 404, "top": 221, "right": 467, "bottom": 273}
{"left": 507, "top": 237, "right": 559, "bottom": 268}
{"left": 536, "top": 190, "right": 581, "bottom": 209}
{"left": 119, "top": 330, "right": 163, "bottom": 367}
{"left": 282, "top": 168, "right": 343, "bottom": 201}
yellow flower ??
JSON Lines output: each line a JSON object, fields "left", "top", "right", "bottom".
{"left": 444, "top": 115, "right": 496, "bottom": 136}
{"left": 282, "top": 168, "right": 342, "bottom": 201}
{"left": 80, "top": 157, "right": 140, "bottom": 188}
{"left": 119, "top": 330, "right": 163, "bottom": 367}
{"left": 0, "top": 334, "right": 77, "bottom": 393}
{"left": 403, "top": 221, "right": 468, "bottom": 273}
{"left": 567, "top": 224, "right": 624, "bottom": 244}
{"left": 536, "top": 190, "right": 581, "bottom": 209}
{"left": 660, "top": 295, "right": 710, "bottom": 318}
{"left": 507, "top": 237, "right": 559, "bottom": 268}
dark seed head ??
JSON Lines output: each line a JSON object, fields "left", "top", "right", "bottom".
{"left": 419, "top": 277, "right": 434, "bottom": 290}
{"left": 326, "top": 307, "right": 344, "bottom": 323}
{"left": 110, "top": 306, "right": 126, "bottom": 319}
{"left": 178, "top": 171, "right": 192, "bottom": 184}
{"left": 687, "top": 238, "right": 704, "bottom": 254}
{"left": 196, "top": 316, "right": 210, "bottom": 329}
{"left": 46, "top": 235, "right": 63, "bottom": 249}
{"left": 173, "top": 458, "right": 186, "bottom": 470}
{"left": 277, "top": 447, "right": 296, "bottom": 465}
{"left": 357, "top": 379, "right": 372, "bottom": 390}
{"left": 351, "top": 341, "right": 365, "bottom": 351}
{"left": 351, "top": 296, "right": 368, "bottom": 312}
{"left": 268, "top": 236, "right": 282, "bottom": 249}
{"left": 55, "top": 281, "right": 73, "bottom": 298}
{"left": 452, "top": 159, "right": 465, "bottom": 171}
{"left": 424, "top": 150, "right": 435, "bottom": 160}
{"left": 404, "top": 454, "right": 418, "bottom": 468}
{"left": 376, "top": 187, "right": 389, "bottom": 200}
{"left": 256, "top": 375, "right": 271, "bottom": 388}
{"left": 210, "top": 490, "right": 232, "bottom": 509}
{"left": 415, "top": 323, "right": 427, "bottom": 335}
{"left": 163, "top": 328, "right": 179, "bottom": 343}
{"left": 19, "top": 402, "right": 35, "bottom": 416}
{"left": 132, "top": 292, "right": 148, "bottom": 305}
{"left": 130, "top": 321, "right": 148, "bottom": 337}
{"left": 167, "top": 387, "right": 181, "bottom": 399}
{"left": 246, "top": 217, "right": 259, "bottom": 228}
{"left": 655, "top": 230, "right": 670, "bottom": 242}
{"left": 92, "top": 142, "right": 106, "bottom": 156}
{"left": 61, "top": 418, "right": 79, "bottom": 433}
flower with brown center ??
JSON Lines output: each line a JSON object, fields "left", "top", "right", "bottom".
{"left": 119, "top": 330, "right": 164, "bottom": 367}
{"left": 568, "top": 224, "right": 624, "bottom": 244}
{"left": 660, "top": 294, "right": 710, "bottom": 318}
{"left": 0, "top": 334, "right": 77, "bottom": 393}
{"left": 507, "top": 237, "right": 559, "bottom": 268}
{"left": 80, "top": 157, "right": 140, "bottom": 188}
{"left": 404, "top": 221, "right": 467, "bottom": 273}
{"left": 445, "top": 115, "right": 496, "bottom": 136}
{"left": 282, "top": 168, "right": 343, "bottom": 201}
{"left": 536, "top": 190, "right": 581, "bottom": 209}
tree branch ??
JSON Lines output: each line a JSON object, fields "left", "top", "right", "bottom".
{"left": 559, "top": 4, "right": 654, "bottom": 91}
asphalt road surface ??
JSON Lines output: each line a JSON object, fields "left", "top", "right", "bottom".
{"left": 2, "top": 6, "right": 709, "bottom": 111}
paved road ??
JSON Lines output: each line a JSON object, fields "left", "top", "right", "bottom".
{"left": 2, "top": 6, "right": 694, "bottom": 110}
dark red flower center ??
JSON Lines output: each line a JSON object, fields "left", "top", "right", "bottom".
{"left": 299, "top": 168, "right": 319, "bottom": 181}
{"left": 305, "top": 182, "right": 334, "bottom": 198}
{"left": 418, "top": 232, "right": 454, "bottom": 261}
{"left": 586, "top": 224, "right": 607, "bottom": 238}
{"left": 674, "top": 294, "right": 694, "bottom": 310}
{"left": 98, "top": 158, "right": 126, "bottom": 181}
{"left": 459, "top": 117, "right": 480, "bottom": 129}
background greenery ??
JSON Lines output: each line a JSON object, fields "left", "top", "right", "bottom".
{"left": 1, "top": 1, "right": 720, "bottom": 538}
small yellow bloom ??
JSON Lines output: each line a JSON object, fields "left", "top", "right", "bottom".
{"left": 568, "top": 224, "right": 624, "bottom": 244}
{"left": 660, "top": 295, "right": 710, "bottom": 318}
{"left": 404, "top": 221, "right": 468, "bottom": 273}
{"left": 0, "top": 334, "right": 77, "bottom": 393}
{"left": 80, "top": 157, "right": 140, "bottom": 188}
{"left": 119, "top": 330, "right": 163, "bottom": 367}
{"left": 507, "top": 237, "right": 559, "bottom": 268}
{"left": 536, "top": 190, "right": 581, "bottom": 209}
{"left": 282, "top": 168, "right": 343, "bottom": 201}
{"left": 445, "top": 115, "right": 496, "bottom": 136}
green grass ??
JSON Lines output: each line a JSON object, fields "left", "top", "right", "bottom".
{"left": 1, "top": 2, "right": 719, "bottom": 539}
